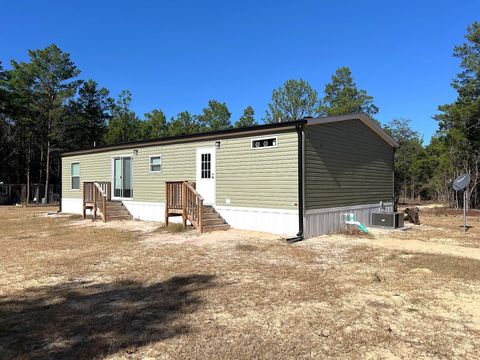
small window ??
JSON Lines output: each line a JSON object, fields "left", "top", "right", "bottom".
{"left": 150, "top": 156, "right": 161, "bottom": 173}
{"left": 251, "top": 137, "right": 277, "bottom": 149}
{"left": 201, "top": 153, "right": 211, "bottom": 179}
{"left": 71, "top": 163, "right": 80, "bottom": 190}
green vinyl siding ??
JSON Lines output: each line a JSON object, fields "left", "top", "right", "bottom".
{"left": 62, "top": 130, "right": 298, "bottom": 209}
{"left": 304, "top": 120, "right": 394, "bottom": 210}
{"left": 216, "top": 132, "right": 298, "bottom": 209}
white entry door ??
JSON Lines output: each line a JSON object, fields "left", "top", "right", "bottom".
{"left": 196, "top": 147, "right": 216, "bottom": 205}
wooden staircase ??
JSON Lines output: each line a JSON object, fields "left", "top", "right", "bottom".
{"left": 202, "top": 205, "right": 230, "bottom": 232}
{"left": 83, "top": 182, "right": 132, "bottom": 222}
{"left": 105, "top": 201, "right": 133, "bottom": 221}
{"left": 165, "top": 181, "right": 230, "bottom": 233}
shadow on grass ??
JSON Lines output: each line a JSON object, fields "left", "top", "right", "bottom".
{"left": 0, "top": 274, "right": 216, "bottom": 359}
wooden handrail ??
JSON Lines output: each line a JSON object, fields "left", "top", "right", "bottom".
{"left": 165, "top": 180, "right": 204, "bottom": 232}
{"left": 83, "top": 181, "right": 110, "bottom": 222}
{"left": 183, "top": 181, "right": 204, "bottom": 232}
{"left": 165, "top": 181, "right": 184, "bottom": 211}
{"left": 93, "top": 182, "right": 109, "bottom": 222}
{"left": 184, "top": 181, "right": 203, "bottom": 201}
{"left": 96, "top": 181, "right": 111, "bottom": 200}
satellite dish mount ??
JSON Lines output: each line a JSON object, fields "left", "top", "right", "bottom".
{"left": 452, "top": 173, "right": 471, "bottom": 233}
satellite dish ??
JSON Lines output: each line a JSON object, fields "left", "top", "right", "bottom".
{"left": 452, "top": 173, "right": 471, "bottom": 191}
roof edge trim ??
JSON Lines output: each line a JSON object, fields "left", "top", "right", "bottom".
{"left": 61, "top": 120, "right": 305, "bottom": 157}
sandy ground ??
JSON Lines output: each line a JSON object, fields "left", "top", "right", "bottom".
{"left": 1, "top": 205, "right": 479, "bottom": 359}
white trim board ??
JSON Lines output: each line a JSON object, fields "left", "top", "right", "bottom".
{"left": 305, "top": 202, "right": 394, "bottom": 215}
{"left": 215, "top": 205, "right": 298, "bottom": 214}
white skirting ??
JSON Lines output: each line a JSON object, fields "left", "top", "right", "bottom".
{"left": 61, "top": 198, "right": 173, "bottom": 222}
{"left": 215, "top": 205, "right": 298, "bottom": 236}
{"left": 304, "top": 202, "right": 394, "bottom": 238}
{"left": 61, "top": 198, "right": 298, "bottom": 234}
{"left": 61, "top": 198, "right": 83, "bottom": 214}
{"left": 122, "top": 201, "right": 165, "bottom": 221}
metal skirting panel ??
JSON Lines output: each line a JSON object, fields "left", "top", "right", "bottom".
{"left": 304, "top": 202, "right": 393, "bottom": 238}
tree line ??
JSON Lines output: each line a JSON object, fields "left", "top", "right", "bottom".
{"left": 0, "top": 44, "right": 377, "bottom": 202}
{"left": 0, "top": 22, "right": 479, "bottom": 208}
{"left": 386, "top": 22, "right": 480, "bottom": 209}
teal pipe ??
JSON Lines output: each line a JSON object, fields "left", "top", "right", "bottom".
{"left": 344, "top": 213, "right": 368, "bottom": 234}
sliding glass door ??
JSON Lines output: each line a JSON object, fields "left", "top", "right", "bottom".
{"left": 113, "top": 156, "right": 133, "bottom": 199}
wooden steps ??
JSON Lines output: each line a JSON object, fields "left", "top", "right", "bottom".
{"left": 104, "top": 201, "right": 132, "bottom": 221}
{"left": 83, "top": 182, "right": 133, "bottom": 222}
{"left": 164, "top": 181, "right": 230, "bottom": 233}
{"left": 202, "top": 205, "right": 230, "bottom": 232}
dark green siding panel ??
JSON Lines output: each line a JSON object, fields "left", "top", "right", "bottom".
{"left": 304, "top": 120, "right": 394, "bottom": 210}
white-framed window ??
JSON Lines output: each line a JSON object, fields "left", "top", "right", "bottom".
{"left": 71, "top": 163, "right": 80, "bottom": 190}
{"left": 200, "top": 153, "right": 212, "bottom": 179}
{"left": 251, "top": 136, "right": 278, "bottom": 149}
{"left": 149, "top": 155, "right": 161, "bottom": 173}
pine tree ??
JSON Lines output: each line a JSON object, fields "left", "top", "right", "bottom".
{"left": 141, "top": 109, "right": 167, "bottom": 139}
{"left": 104, "top": 90, "right": 142, "bottom": 144}
{"left": 234, "top": 106, "right": 257, "bottom": 128}
{"left": 9, "top": 44, "right": 81, "bottom": 202}
{"left": 318, "top": 67, "right": 378, "bottom": 118}
{"left": 65, "top": 80, "right": 113, "bottom": 148}
{"left": 166, "top": 111, "right": 200, "bottom": 136}
{"left": 196, "top": 100, "right": 231, "bottom": 131}
{"left": 265, "top": 79, "right": 319, "bottom": 123}
{"left": 434, "top": 22, "right": 480, "bottom": 208}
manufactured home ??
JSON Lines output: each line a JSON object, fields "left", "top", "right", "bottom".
{"left": 60, "top": 114, "right": 398, "bottom": 238}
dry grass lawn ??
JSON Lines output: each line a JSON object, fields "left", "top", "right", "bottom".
{"left": 1, "top": 205, "right": 479, "bottom": 359}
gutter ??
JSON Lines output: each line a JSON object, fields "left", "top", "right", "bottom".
{"left": 393, "top": 147, "right": 397, "bottom": 212}
{"left": 58, "top": 157, "right": 62, "bottom": 213}
{"left": 287, "top": 123, "right": 305, "bottom": 243}
{"left": 61, "top": 119, "right": 307, "bottom": 157}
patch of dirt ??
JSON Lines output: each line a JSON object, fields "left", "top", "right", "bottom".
{"left": 419, "top": 205, "right": 480, "bottom": 217}
{"left": 69, "top": 218, "right": 160, "bottom": 234}
{"left": 1, "top": 205, "right": 480, "bottom": 359}
{"left": 141, "top": 228, "right": 279, "bottom": 246}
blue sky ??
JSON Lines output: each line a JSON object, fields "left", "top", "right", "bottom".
{"left": 1, "top": 1, "right": 479, "bottom": 142}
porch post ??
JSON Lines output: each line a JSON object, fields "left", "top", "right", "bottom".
{"left": 93, "top": 185, "right": 97, "bottom": 221}
{"left": 182, "top": 182, "right": 187, "bottom": 228}
{"left": 164, "top": 182, "right": 169, "bottom": 227}
{"left": 82, "top": 183, "right": 86, "bottom": 219}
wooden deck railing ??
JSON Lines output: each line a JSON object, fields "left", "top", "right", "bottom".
{"left": 184, "top": 181, "right": 204, "bottom": 232}
{"left": 165, "top": 181, "right": 204, "bottom": 232}
{"left": 83, "top": 181, "right": 111, "bottom": 222}
{"left": 165, "top": 181, "right": 184, "bottom": 214}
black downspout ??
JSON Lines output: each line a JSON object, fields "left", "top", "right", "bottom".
{"left": 287, "top": 123, "right": 304, "bottom": 243}
{"left": 58, "top": 156, "right": 62, "bottom": 213}
{"left": 393, "top": 147, "right": 397, "bottom": 212}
